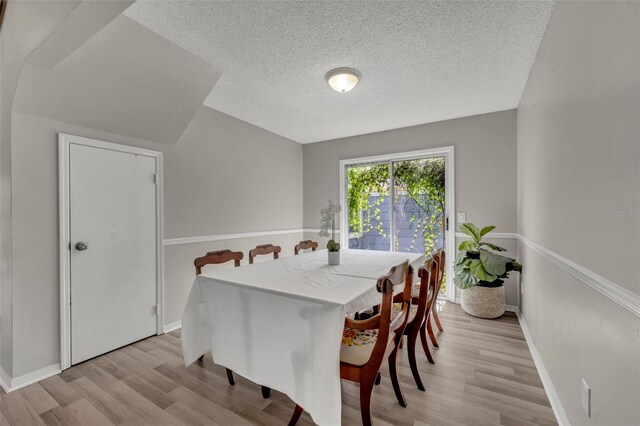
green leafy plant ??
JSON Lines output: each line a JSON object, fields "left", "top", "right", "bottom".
{"left": 327, "top": 239, "right": 340, "bottom": 252}
{"left": 454, "top": 223, "right": 522, "bottom": 289}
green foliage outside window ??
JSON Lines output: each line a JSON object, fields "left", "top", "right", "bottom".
{"left": 347, "top": 164, "right": 390, "bottom": 237}
{"left": 346, "top": 157, "right": 446, "bottom": 258}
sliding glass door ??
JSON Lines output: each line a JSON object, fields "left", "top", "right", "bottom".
{"left": 341, "top": 148, "right": 453, "bottom": 299}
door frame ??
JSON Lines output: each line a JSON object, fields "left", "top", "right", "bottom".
{"left": 338, "top": 146, "right": 456, "bottom": 301}
{"left": 58, "top": 133, "right": 164, "bottom": 370}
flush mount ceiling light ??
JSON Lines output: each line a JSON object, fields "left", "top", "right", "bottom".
{"left": 325, "top": 67, "right": 361, "bottom": 93}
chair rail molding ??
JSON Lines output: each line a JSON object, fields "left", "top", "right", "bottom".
{"left": 303, "top": 228, "right": 341, "bottom": 234}
{"left": 518, "top": 235, "right": 640, "bottom": 317}
{"left": 163, "top": 228, "right": 305, "bottom": 246}
{"left": 455, "top": 232, "right": 518, "bottom": 239}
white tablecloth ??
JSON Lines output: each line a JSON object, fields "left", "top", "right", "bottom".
{"left": 181, "top": 249, "right": 425, "bottom": 425}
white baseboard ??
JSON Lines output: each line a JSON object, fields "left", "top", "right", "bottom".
{"left": 163, "top": 320, "right": 182, "bottom": 333}
{"left": 513, "top": 307, "right": 571, "bottom": 426}
{"left": 504, "top": 304, "right": 519, "bottom": 312}
{"left": 0, "top": 366, "right": 11, "bottom": 393}
{"left": 0, "top": 363, "right": 61, "bottom": 393}
{"left": 452, "top": 302, "right": 569, "bottom": 425}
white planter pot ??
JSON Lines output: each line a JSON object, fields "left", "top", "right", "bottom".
{"left": 328, "top": 251, "right": 340, "bottom": 266}
{"left": 460, "top": 285, "right": 505, "bottom": 319}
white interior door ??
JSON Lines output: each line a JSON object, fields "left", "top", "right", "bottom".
{"left": 69, "top": 143, "right": 158, "bottom": 365}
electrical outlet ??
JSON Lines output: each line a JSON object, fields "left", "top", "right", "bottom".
{"left": 582, "top": 379, "right": 591, "bottom": 417}
{"left": 457, "top": 212, "right": 466, "bottom": 225}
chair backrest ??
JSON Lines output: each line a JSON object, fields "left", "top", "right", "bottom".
{"left": 294, "top": 240, "right": 318, "bottom": 255}
{"left": 248, "top": 244, "right": 281, "bottom": 264}
{"left": 194, "top": 249, "right": 243, "bottom": 275}
{"left": 414, "top": 257, "right": 438, "bottom": 321}
{"left": 433, "top": 249, "right": 446, "bottom": 295}
{"left": 375, "top": 260, "right": 413, "bottom": 358}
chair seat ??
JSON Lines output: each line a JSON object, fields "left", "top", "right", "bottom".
{"left": 340, "top": 327, "right": 378, "bottom": 366}
{"left": 341, "top": 302, "right": 408, "bottom": 366}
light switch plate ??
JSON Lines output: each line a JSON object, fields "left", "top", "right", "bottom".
{"left": 457, "top": 212, "right": 466, "bottom": 225}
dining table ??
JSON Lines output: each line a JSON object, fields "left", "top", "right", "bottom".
{"left": 181, "top": 248, "right": 425, "bottom": 425}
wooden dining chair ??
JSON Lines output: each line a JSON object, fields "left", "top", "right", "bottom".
{"left": 294, "top": 240, "right": 318, "bottom": 255}
{"left": 194, "top": 249, "right": 243, "bottom": 384}
{"left": 248, "top": 244, "right": 281, "bottom": 264}
{"left": 392, "top": 257, "right": 438, "bottom": 390}
{"left": 289, "top": 260, "right": 414, "bottom": 426}
{"left": 194, "top": 249, "right": 272, "bottom": 399}
{"left": 424, "top": 250, "right": 446, "bottom": 349}
{"left": 194, "top": 249, "right": 243, "bottom": 275}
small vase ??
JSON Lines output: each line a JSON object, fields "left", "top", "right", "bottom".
{"left": 328, "top": 251, "right": 340, "bottom": 266}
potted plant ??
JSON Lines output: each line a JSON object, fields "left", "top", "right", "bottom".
{"left": 454, "top": 223, "right": 522, "bottom": 318}
{"left": 319, "top": 200, "right": 341, "bottom": 265}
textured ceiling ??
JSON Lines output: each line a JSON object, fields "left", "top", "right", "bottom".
{"left": 124, "top": 1, "right": 554, "bottom": 143}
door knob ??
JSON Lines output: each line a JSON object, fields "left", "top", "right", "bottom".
{"left": 75, "top": 242, "right": 88, "bottom": 251}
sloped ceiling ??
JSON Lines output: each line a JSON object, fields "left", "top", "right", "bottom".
{"left": 124, "top": 1, "right": 554, "bottom": 143}
{"left": 14, "top": 14, "right": 221, "bottom": 145}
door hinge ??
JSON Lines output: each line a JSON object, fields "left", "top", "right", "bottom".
{"left": 446, "top": 217, "right": 449, "bottom": 231}
{"left": 152, "top": 174, "right": 157, "bottom": 184}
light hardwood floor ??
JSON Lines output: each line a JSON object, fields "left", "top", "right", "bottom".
{"left": 0, "top": 303, "right": 557, "bottom": 426}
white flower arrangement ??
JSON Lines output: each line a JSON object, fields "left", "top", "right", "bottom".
{"left": 319, "top": 199, "right": 341, "bottom": 252}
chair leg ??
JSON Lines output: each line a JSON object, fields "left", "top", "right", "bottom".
{"left": 261, "top": 386, "right": 271, "bottom": 399}
{"left": 225, "top": 368, "right": 235, "bottom": 386}
{"left": 419, "top": 321, "right": 435, "bottom": 364}
{"left": 427, "top": 316, "right": 439, "bottom": 348}
{"left": 388, "top": 345, "right": 407, "bottom": 408}
{"left": 375, "top": 371, "right": 382, "bottom": 385}
{"left": 359, "top": 377, "right": 376, "bottom": 426}
{"left": 288, "top": 404, "right": 304, "bottom": 426}
{"left": 407, "top": 330, "right": 425, "bottom": 391}
{"left": 432, "top": 306, "right": 444, "bottom": 332}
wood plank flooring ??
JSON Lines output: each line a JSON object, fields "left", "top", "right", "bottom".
{"left": 0, "top": 303, "right": 557, "bottom": 425}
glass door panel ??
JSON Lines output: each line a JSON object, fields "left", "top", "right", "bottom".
{"left": 346, "top": 163, "right": 391, "bottom": 251}
{"left": 392, "top": 157, "right": 446, "bottom": 254}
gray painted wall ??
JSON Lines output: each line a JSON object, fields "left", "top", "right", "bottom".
{"left": 165, "top": 107, "right": 302, "bottom": 239}
{"left": 1, "top": 0, "right": 81, "bottom": 379}
{"left": 302, "top": 110, "right": 520, "bottom": 305}
{"left": 7, "top": 107, "right": 302, "bottom": 378}
{"left": 1, "top": 1, "right": 303, "bottom": 379}
{"left": 517, "top": 1, "right": 640, "bottom": 424}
